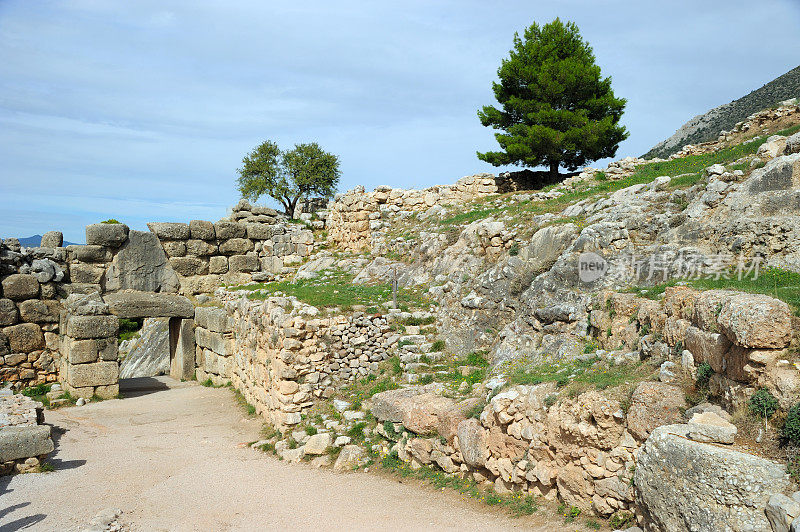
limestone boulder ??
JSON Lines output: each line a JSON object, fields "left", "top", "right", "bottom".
{"left": 626, "top": 381, "right": 687, "bottom": 441}
{"left": 40, "top": 231, "right": 63, "bottom": 248}
{"left": 303, "top": 433, "right": 332, "bottom": 455}
{"left": 370, "top": 384, "right": 454, "bottom": 434}
{"left": 333, "top": 444, "right": 369, "bottom": 471}
{"left": 189, "top": 220, "right": 215, "bottom": 240}
{"left": 457, "top": 418, "right": 488, "bottom": 468}
{"left": 2, "top": 323, "right": 45, "bottom": 353}
{"left": 68, "top": 361, "right": 119, "bottom": 387}
{"left": 147, "top": 222, "right": 190, "bottom": 241}
{"left": 103, "top": 290, "right": 194, "bottom": 319}
{"left": 0, "top": 425, "right": 54, "bottom": 462}
{"left": 0, "top": 299, "right": 19, "bottom": 326}
{"left": 635, "top": 424, "right": 791, "bottom": 532}
{"left": 1, "top": 274, "right": 39, "bottom": 301}
{"left": 104, "top": 230, "right": 180, "bottom": 294}
{"left": 194, "top": 306, "right": 230, "bottom": 333}
{"left": 65, "top": 315, "right": 119, "bottom": 339}
{"left": 717, "top": 293, "right": 792, "bottom": 349}
{"left": 18, "top": 299, "right": 60, "bottom": 323}
{"left": 85, "top": 223, "right": 129, "bottom": 247}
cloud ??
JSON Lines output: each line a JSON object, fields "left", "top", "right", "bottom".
{"left": 1, "top": 0, "right": 799, "bottom": 242}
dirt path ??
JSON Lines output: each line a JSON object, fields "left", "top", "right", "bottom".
{"left": 0, "top": 383, "right": 567, "bottom": 531}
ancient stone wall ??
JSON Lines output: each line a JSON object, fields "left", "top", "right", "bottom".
{"left": 326, "top": 173, "right": 516, "bottom": 252}
{"left": 0, "top": 233, "right": 68, "bottom": 388}
{"left": 195, "top": 290, "right": 400, "bottom": 429}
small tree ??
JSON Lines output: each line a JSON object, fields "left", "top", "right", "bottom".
{"left": 477, "top": 18, "right": 628, "bottom": 179}
{"left": 236, "top": 140, "right": 340, "bottom": 218}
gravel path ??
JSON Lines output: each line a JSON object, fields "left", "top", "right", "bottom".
{"left": 0, "top": 383, "right": 564, "bottom": 531}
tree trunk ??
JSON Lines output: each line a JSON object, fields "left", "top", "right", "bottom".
{"left": 549, "top": 161, "right": 559, "bottom": 180}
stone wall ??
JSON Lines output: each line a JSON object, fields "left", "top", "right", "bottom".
{"left": 0, "top": 233, "right": 68, "bottom": 388}
{"left": 326, "top": 173, "right": 516, "bottom": 252}
{"left": 195, "top": 290, "right": 400, "bottom": 429}
{"left": 0, "top": 392, "right": 54, "bottom": 475}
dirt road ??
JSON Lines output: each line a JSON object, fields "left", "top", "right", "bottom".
{"left": 0, "top": 383, "right": 564, "bottom": 531}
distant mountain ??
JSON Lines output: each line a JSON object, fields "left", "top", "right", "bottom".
{"left": 644, "top": 65, "right": 800, "bottom": 159}
{"left": 13, "top": 235, "right": 78, "bottom": 247}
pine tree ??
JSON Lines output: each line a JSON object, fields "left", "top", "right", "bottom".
{"left": 478, "top": 19, "right": 628, "bottom": 179}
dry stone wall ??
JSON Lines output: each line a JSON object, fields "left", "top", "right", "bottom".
{"left": 326, "top": 173, "right": 520, "bottom": 252}
{"left": 195, "top": 290, "right": 400, "bottom": 429}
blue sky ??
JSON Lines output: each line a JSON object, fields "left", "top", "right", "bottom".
{"left": 1, "top": 1, "right": 799, "bottom": 243}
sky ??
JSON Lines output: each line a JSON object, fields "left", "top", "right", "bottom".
{"left": 1, "top": 1, "right": 799, "bottom": 243}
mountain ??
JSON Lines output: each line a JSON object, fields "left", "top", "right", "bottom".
{"left": 644, "top": 64, "right": 800, "bottom": 159}
{"left": 14, "top": 235, "right": 77, "bottom": 247}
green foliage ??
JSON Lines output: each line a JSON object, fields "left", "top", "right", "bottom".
{"left": 505, "top": 357, "right": 647, "bottom": 393}
{"left": 609, "top": 510, "right": 636, "bottom": 529}
{"left": 367, "top": 377, "right": 399, "bottom": 397}
{"left": 509, "top": 243, "right": 520, "bottom": 256}
{"left": 430, "top": 340, "right": 446, "bottom": 352}
{"left": 118, "top": 318, "right": 143, "bottom": 341}
{"left": 585, "top": 519, "right": 601, "bottom": 530}
{"left": 402, "top": 316, "right": 435, "bottom": 326}
{"left": 783, "top": 404, "right": 800, "bottom": 444}
{"left": 389, "top": 355, "right": 402, "bottom": 375}
{"left": 38, "top": 462, "right": 55, "bottom": 472}
{"left": 346, "top": 421, "right": 367, "bottom": 441}
{"left": 304, "top": 425, "right": 318, "bottom": 436}
{"left": 100, "top": 219, "right": 121, "bottom": 224}
{"left": 236, "top": 139, "right": 340, "bottom": 218}
{"left": 418, "top": 374, "right": 434, "bottom": 385}
{"left": 478, "top": 19, "right": 627, "bottom": 176}
{"left": 464, "top": 350, "right": 490, "bottom": 367}
{"left": 696, "top": 363, "right": 714, "bottom": 388}
{"left": 21, "top": 383, "right": 51, "bottom": 398}
{"left": 228, "top": 269, "right": 429, "bottom": 310}
{"left": 466, "top": 401, "right": 486, "bottom": 419}
{"left": 594, "top": 171, "right": 607, "bottom": 181}
{"left": 544, "top": 394, "right": 558, "bottom": 408}
{"left": 749, "top": 388, "right": 779, "bottom": 419}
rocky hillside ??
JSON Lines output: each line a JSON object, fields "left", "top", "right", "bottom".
{"left": 644, "top": 64, "right": 800, "bottom": 159}
{"left": 207, "top": 100, "right": 800, "bottom": 530}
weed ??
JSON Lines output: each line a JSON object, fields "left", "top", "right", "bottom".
{"left": 304, "top": 425, "right": 318, "bottom": 436}
{"left": 38, "top": 462, "right": 55, "bottom": 473}
{"left": 431, "top": 340, "right": 446, "bottom": 352}
{"left": 389, "top": 356, "right": 402, "bottom": 375}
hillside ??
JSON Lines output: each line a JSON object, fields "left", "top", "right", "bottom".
{"left": 644, "top": 64, "right": 800, "bottom": 159}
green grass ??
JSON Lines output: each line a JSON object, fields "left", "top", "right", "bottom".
{"left": 20, "top": 383, "right": 52, "bottom": 407}
{"left": 376, "top": 452, "right": 538, "bottom": 517}
{"left": 118, "top": 318, "right": 143, "bottom": 342}
{"left": 503, "top": 357, "right": 651, "bottom": 395}
{"left": 627, "top": 267, "right": 800, "bottom": 316}
{"left": 438, "top": 207, "right": 499, "bottom": 226}
{"left": 228, "top": 269, "right": 429, "bottom": 311}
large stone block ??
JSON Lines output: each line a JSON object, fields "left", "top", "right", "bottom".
{"left": 635, "top": 423, "right": 791, "bottom": 532}
{"left": 65, "top": 315, "right": 119, "bottom": 339}
{"left": 186, "top": 239, "right": 217, "bottom": 256}
{"left": 2, "top": 323, "right": 45, "bottom": 353}
{"left": 214, "top": 221, "right": 246, "bottom": 240}
{"left": 169, "top": 257, "right": 208, "bottom": 276}
{"left": 208, "top": 256, "right": 228, "bottom": 274}
{"left": 69, "top": 262, "right": 104, "bottom": 284}
{"left": 746, "top": 153, "right": 800, "bottom": 193}
{"left": 194, "top": 306, "right": 230, "bottom": 333}
{"left": 685, "top": 326, "right": 731, "bottom": 371}
{"left": 228, "top": 253, "right": 259, "bottom": 272}
{"left": 219, "top": 238, "right": 253, "bottom": 255}
{"left": 189, "top": 220, "right": 215, "bottom": 240}
{"left": 0, "top": 298, "right": 19, "bottom": 326}
{"left": 147, "top": 222, "right": 190, "bottom": 241}
{"left": 66, "top": 245, "right": 112, "bottom": 263}
{"left": 103, "top": 290, "right": 194, "bottom": 319}
{"left": 104, "top": 230, "right": 180, "bottom": 294}
{"left": 457, "top": 418, "right": 488, "bottom": 468}
{"left": 1, "top": 274, "right": 39, "bottom": 301}
{"left": 717, "top": 293, "right": 793, "bottom": 349}
{"left": 68, "top": 361, "right": 119, "bottom": 387}
{"left": 170, "top": 318, "right": 196, "bottom": 381}
{"left": 246, "top": 223, "right": 274, "bottom": 240}
{"left": 40, "top": 231, "right": 63, "bottom": 248}
{"left": 195, "top": 326, "right": 227, "bottom": 355}
{"left": 0, "top": 425, "right": 54, "bottom": 462}
{"left": 66, "top": 338, "right": 98, "bottom": 364}
{"left": 626, "top": 381, "right": 687, "bottom": 441}
{"left": 371, "top": 384, "right": 454, "bottom": 434}
{"left": 161, "top": 241, "right": 186, "bottom": 257}
{"left": 85, "top": 223, "right": 129, "bottom": 247}
{"left": 18, "top": 299, "right": 60, "bottom": 323}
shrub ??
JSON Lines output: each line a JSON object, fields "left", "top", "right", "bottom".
{"left": 610, "top": 510, "right": 635, "bottom": 529}
{"left": 304, "top": 425, "right": 318, "bottom": 436}
{"left": 509, "top": 243, "right": 520, "bottom": 256}
{"left": 784, "top": 404, "right": 800, "bottom": 444}
{"left": 749, "top": 388, "right": 779, "bottom": 419}
{"left": 431, "top": 340, "right": 446, "bottom": 352}
{"left": 101, "top": 219, "right": 121, "bottom": 224}
{"left": 696, "top": 363, "right": 713, "bottom": 388}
